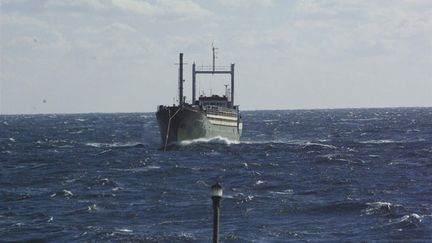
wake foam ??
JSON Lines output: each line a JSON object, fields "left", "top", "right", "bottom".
{"left": 178, "top": 136, "right": 240, "bottom": 146}
{"left": 240, "top": 140, "right": 337, "bottom": 149}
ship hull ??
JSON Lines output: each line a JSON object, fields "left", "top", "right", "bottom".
{"left": 156, "top": 106, "right": 242, "bottom": 146}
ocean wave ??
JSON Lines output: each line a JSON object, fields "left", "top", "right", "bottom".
{"left": 359, "top": 139, "right": 401, "bottom": 144}
{"left": 50, "top": 189, "right": 74, "bottom": 198}
{"left": 111, "top": 165, "right": 161, "bottom": 172}
{"left": 143, "top": 232, "right": 197, "bottom": 242}
{"left": 269, "top": 189, "right": 294, "bottom": 195}
{"left": 85, "top": 142, "right": 144, "bottom": 148}
{"left": 303, "top": 142, "right": 337, "bottom": 150}
{"left": 314, "top": 154, "right": 364, "bottom": 165}
{"left": 69, "top": 130, "right": 84, "bottom": 134}
{"left": 279, "top": 201, "right": 366, "bottom": 215}
{"left": 388, "top": 213, "right": 423, "bottom": 225}
{"left": 239, "top": 140, "right": 337, "bottom": 150}
{"left": 314, "top": 201, "right": 367, "bottom": 214}
{"left": 363, "top": 201, "right": 406, "bottom": 216}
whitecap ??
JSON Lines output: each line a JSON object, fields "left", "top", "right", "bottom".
{"left": 256, "top": 180, "right": 265, "bottom": 185}
{"left": 86, "top": 142, "right": 143, "bottom": 148}
{"left": 406, "top": 129, "right": 420, "bottom": 133}
{"left": 70, "top": 130, "right": 83, "bottom": 134}
{"left": 111, "top": 165, "right": 160, "bottom": 172}
{"left": 65, "top": 178, "right": 77, "bottom": 183}
{"left": 118, "top": 228, "right": 133, "bottom": 233}
{"left": 388, "top": 213, "right": 423, "bottom": 225}
{"left": 98, "top": 149, "right": 112, "bottom": 155}
{"left": 194, "top": 180, "right": 209, "bottom": 187}
{"left": 62, "top": 189, "right": 73, "bottom": 197}
{"left": 51, "top": 189, "right": 74, "bottom": 198}
{"left": 56, "top": 145, "right": 74, "bottom": 148}
{"left": 360, "top": 139, "right": 399, "bottom": 144}
{"left": 99, "top": 178, "right": 110, "bottom": 185}
{"left": 270, "top": 189, "right": 294, "bottom": 195}
{"left": 363, "top": 201, "right": 401, "bottom": 215}
{"left": 87, "top": 204, "right": 98, "bottom": 211}
{"left": 9, "top": 138, "right": 16, "bottom": 142}
{"left": 86, "top": 142, "right": 103, "bottom": 148}
{"left": 303, "top": 141, "right": 337, "bottom": 149}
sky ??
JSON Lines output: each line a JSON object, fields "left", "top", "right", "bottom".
{"left": 0, "top": 0, "right": 431, "bottom": 114}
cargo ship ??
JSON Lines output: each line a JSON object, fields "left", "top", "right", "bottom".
{"left": 156, "top": 48, "right": 242, "bottom": 148}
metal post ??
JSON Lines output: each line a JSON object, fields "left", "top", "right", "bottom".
{"left": 178, "top": 53, "right": 184, "bottom": 106}
{"left": 230, "top": 63, "right": 235, "bottom": 108}
{"left": 211, "top": 183, "right": 223, "bottom": 243}
{"left": 212, "top": 197, "right": 220, "bottom": 243}
{"left": 192, "top": 62, "right": 196, "bottom": 104}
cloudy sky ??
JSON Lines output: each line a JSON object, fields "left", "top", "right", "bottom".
{"left": 1, "top": 0, "right": 431, "bottom": 114}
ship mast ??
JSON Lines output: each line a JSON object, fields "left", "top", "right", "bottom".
{"left": 178, "top": 53, "right": 184, "bottom": 106}
{"left": 192, "top": 46, "right": 235, "bottom": 108}
{"left": 212, "top": 44, "right": 218, "bottom": 73}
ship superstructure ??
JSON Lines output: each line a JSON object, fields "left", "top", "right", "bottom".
{"left": 156, "top": 48, "right": 242, "bottom": 148}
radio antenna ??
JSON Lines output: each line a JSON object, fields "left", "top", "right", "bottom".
{"left": 212, "top": 43, "right": 218, "bottom": 73}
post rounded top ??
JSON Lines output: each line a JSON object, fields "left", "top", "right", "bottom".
{"left": 211, "top": 182, "right": 223, "bottom": 197}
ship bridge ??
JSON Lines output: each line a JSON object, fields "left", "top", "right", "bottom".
{"left": 198, "top": 95, "right": 229, "bottom": 108}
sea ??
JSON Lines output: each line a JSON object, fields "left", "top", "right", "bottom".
{"left": 1, "top": 108, "right": 431, "bottom": 242}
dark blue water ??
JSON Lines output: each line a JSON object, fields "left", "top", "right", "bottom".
{"left": 1, "top": 108, "right": 432, "bottom": 241}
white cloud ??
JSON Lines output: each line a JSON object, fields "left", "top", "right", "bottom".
{"left": 70, "top": 22, "right": 158, "bottom": 61}
{"left": 0, "top": 0, "right": 29, "bottom": 6}
{"left": 1, "top": 13, "right": 71, "bottom": 55}
{"left": 110, "top": 0, "right": 157, "bottom": 15}
{"left": 110, "top": 0, "right": 211, "bottom": 18}
{"left": 44, "top": 0, "right": 108, "bottom": 10}
{"left": 1, "top": 0, "right": 431, "bottom": 113}
{"left": 1, "top": 12, "right": 47, "bottom": 28}
{"left": 43, "top": 0, "right": 212, "bottom": 18}
{"left": 218, "top": 0, "right": 274, "bottom": 8}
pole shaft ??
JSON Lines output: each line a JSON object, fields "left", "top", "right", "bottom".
{"left": 179, "top": 53, "right": 184, "bottom": 106}
{"left": 212, "top": 197, "right": 220, "bottom": 243}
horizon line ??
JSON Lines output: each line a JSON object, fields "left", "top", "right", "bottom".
{"left": 1, "top": 105, "right": 431, "bottom": 116}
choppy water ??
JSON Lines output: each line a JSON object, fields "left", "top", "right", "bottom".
{"left": 1, "top": 108, "right": 432, "bottom": 241}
